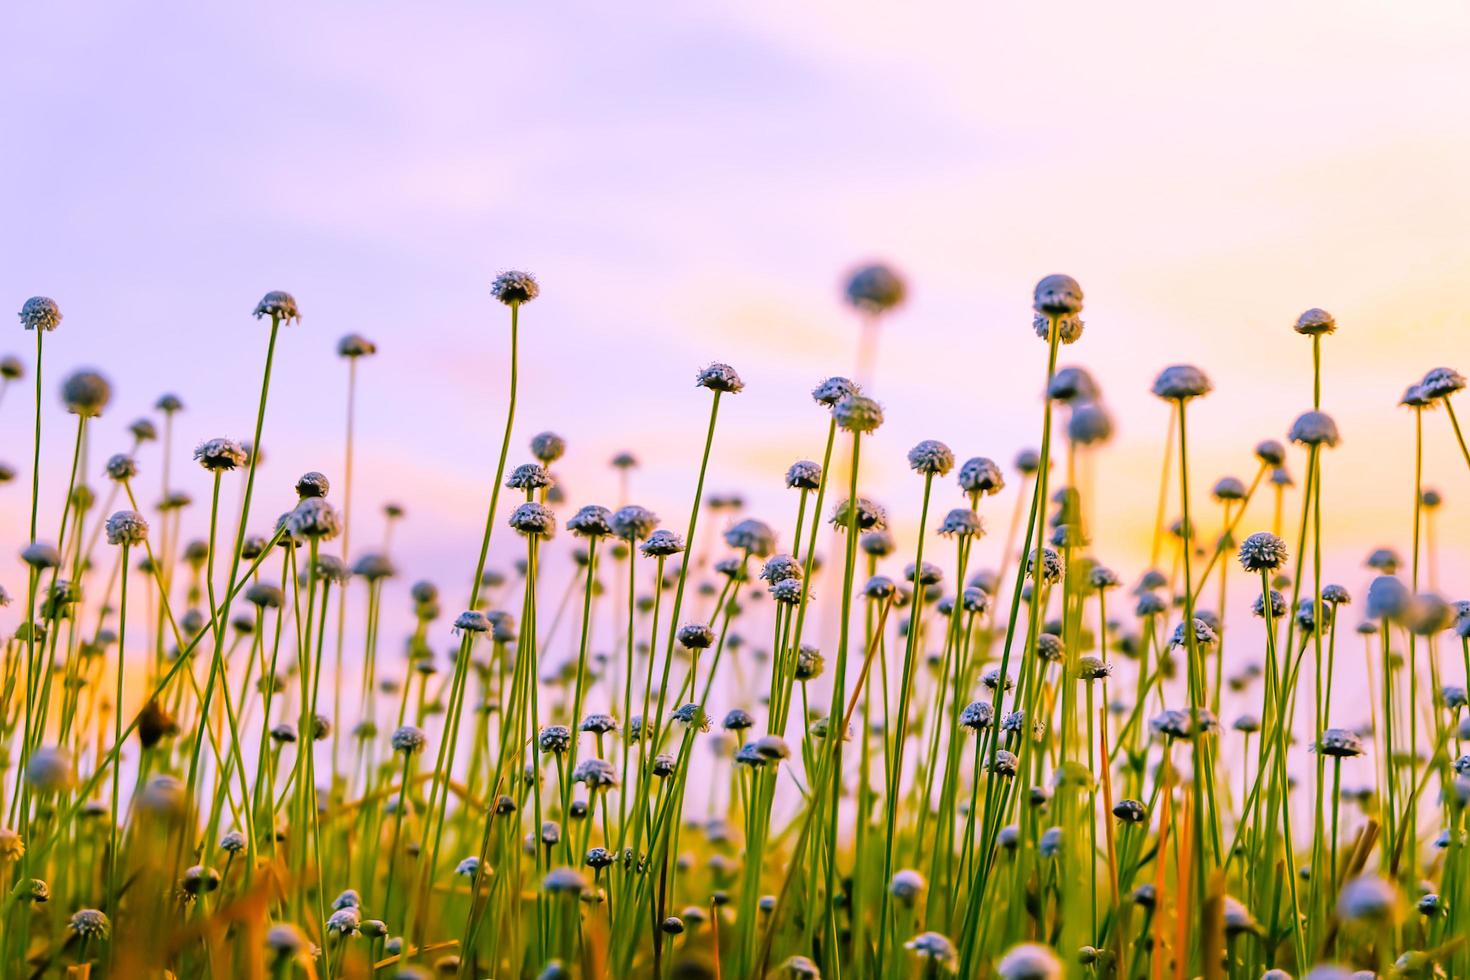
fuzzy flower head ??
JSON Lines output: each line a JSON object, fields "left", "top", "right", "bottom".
{"left": 844, "top": 262, "right": 907, "bottom": 314}
{"left": 62, "top": 369, "right": 111, "bottom": 417}
{"left": 529, "top": 431, "right": 565, "bottom": 464}
{"left": 391, "top": 725, "right": 427, "bottom": 754}
{"left": 337, "top": 333, "right": 377, "bottom": 358}
{"left": 1293, "top": 308, "right": 1336, "bottom": 336}
{"left": 1034, "top": 274, "right": 1083, "bottom": 316}
{"left": 832, "top": 394, "right": 884, "bottom": 433}
{"left": 288, "top": 498, "right": 341, "bottom": 540}
{"left": 194, "top": 438, "right": 248, "bottom": 472}
{"left": 105, "top": 510, "right": 149, "bottom": 547}
{"left": 831, "top": 497, "right": 886, "bottom": 532}
{"left": 491, "top": 270, "right": 539, "bottom": 305}
{"left": 725, "top": 518, "right": 776, "bottom": 556}
{"left": 1289, "top": 410, "right": 1340, "bottom": 448}
{"left": 996, "top": 942, "right": 1062, "bottom": 980}
{"left": 696, "top": 363, "right": 744, "bottom": 394}
{"left": 509, "top": 502, "right": 557, "bottom": 537}
{"left": 19, "top": 296, "right": 62, "bottom": 332}
{"left": 1151, "top": 365, "right": 1211, "bottom": 401}
{"left": 506, "top": 462, "right": 553, "bottom": 491}
{"left": 905, "top": 931, "right": 958, "bottom": 972}
{"left": 1068, "top": 402, "right": 1113, "bottom": 446}
{"left": 907, "top": 439, "right": 955, "bottom": 477}
{"left": 326, "top": 907, "right": 361, "bottom": 936}
{"left": 69, "top": 908, "right": 110, "bottom": 939}
{"left": 811, "top": 376, "right": 860, "bottom": 408}
{"left": 641, "top": 529, "right": 684, "bottom": 557}
{"left": 253, "top": 291, "right": 300, "bottom": 323}
{"left": 610, "top": 505, "right": 658, "bottom": 541}
{"left": 1366, "top": 575, "right": 1409, "bottom": 620}
{"left": 1317, "top": 728, "right": 1364, "bottom": 758}
{"left": 939, "top": 508, "right": 984, "bottom": 539}
{"left": 567, "top": 505, "right": 614, "bottom": 538}
{"left": 1336, "top": 874, "right": 1400, "bottom": 924}
{"left": 1026, "top": 548, "right": 1062, "bottom": 584}
{"left": 1238, "top": 531, "right": 1288, "bottom": 572}
{"left": 785, "top": 459, "right": 823, "bottom": 490}
{"left": 1420, "top": 366, "right": 1466, "bottom": 400}
{"left": 958, "top": 457, "right": 1004, "bottom": 496}
{"left": 572, "top": 758, "right": 618, "bottom": 789}
{"left": 1171, "top": 617, "right": 1218, "bottom": 648}
{"left": 105, "top": 453, "right": 137, "bottom": 482}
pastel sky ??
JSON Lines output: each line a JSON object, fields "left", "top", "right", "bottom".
{"left": 3, "top": 2, "right": 1470, "bottom": 648}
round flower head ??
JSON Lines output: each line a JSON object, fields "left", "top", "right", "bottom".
{"left": 1253, "top": 590, "right": 1287, "bottom": 618}
{"left": 567, "top": 505, "right": 614, "bottom": 538}
{"left": 1420, "top": 366, "right": 1466, "bottom": 400}
{"left": 672, "top": 703, "right": 711, "bottom": 731}
{"left": 1076, "top": 655, "right": 1112, "bottom": 681}
{"left": 105, "top": 453, "right": 137, "bottom": 482}
{"left": 572, "top": 759, "right": 618, "bottom": 789}
{"left": 832, "top": 394, "right": 883, "bottom": 433}
{"left": 580, "top": 713, "right": 618, "bottom": 735}
{"left": 905, "top": 931, "right": 958, "bottom": 972}
{"left": 61, "top": 369, "right": 111, "bottom": 417}
{"left": 1034, "top": 274, "right": 1083, "bottom": 316}
{"left": 641, "top": 529, "right": 684, "bottom": 557}
{"left": 1026, "top": 548, "right": 1062, "bottom": 584}
{"left": 69, "top": 908, "right": 110, "bottom": 939}
{"left": 543, "top": 866, "right": 588, "bottom": 895}
{"left": 844, "top": 262, "right": 907, "bottom": 314}
{"left": 506, "top": 462, "right": 553, "bottom": 491}
{"left": 1322, "top": 583, "right": 1351, "bottom": 604}
{"left": 1289, "top": 410, "right": 1339, "bottom": 448}
{"left": 863, "top": 575, "right": 896, "bottom": 600}
{"left": 254, "top": 291, "right": 301, "bottom": 323}
{"left": 0, "top": 355, "right": 21, "bottom": 380}
{"left": 1238, "top": 531, "right": 1288, "bottom": 572}
{"left": 771, "top": 463, "right": 819, "bottom": 499}
{"left": 960, "top": 701, "right": 992, "bottom": 731}
{"left": 1212, "top": 476, "right": 1247, "bottom": 502}
{"left": 1067, "top": 402, "right": 1113, "bottom": 446}
{"left": 1401, "top": 383, "right": 1433, "bottom": 409}
{"left": 722, "top": 708, "right": 754, "bottom": 731}
{"left": 889, "top": 869, "right": 926, "bottom": 903}
{"left": 295, "top": 471, "right": 330, "bottom": 499}
{"left": 1336, "top": 874, "right": 1400, "bottom": 924}
{"left": 725, "top": 518, "right": 776, "bottom": 556}
{"left": 760, "top": 554, "right": 803, "bottom": 584}
{"left": 490, "top": 270, "right": 539, "bottom": 305}
{"left": 1255, "top": 439, "right": 1286, "bottom": 466}
{"left": 957, "top": 457, "right": 1004, "bottom": 496}
{"left": 1269, "top": 466, "right": 1293, "bottom": 488}
{"left": 831, "top": 497, "right": 886, "bottom": 532}
{"left": 530, "top": 431, "right": 566, "bottom": 464}
{"left": 194, "top": 438, "right": 248, "bottom": 473}
{"left": 794, "top": 644, "right": 824, "bottom": 680}
{"left": 677, "top": 623, "right": 714, "bottom": 650}
{"left": 1113, "top": 799, "right": 1148, "bottom": 824}
{"left": 1171, "top": 617, "right": 1218, "bottom": 648}
{"left": 509, "top": 502, "right": 556, "bottom": 537}
{"left": 1222, "top": 896, "right": 1258, "bottom": 937}
{"left": 992, "top": 749, "right": 1020, "bottom": 775}
{"left": 907, "top": 439, "right": 955, "bottom": 477}
{"left": 105, "top": 510, "right": 149, "bottom": 546}
{"left": 453, "top": 610, "right": 490, "bottom": 633}
{"left": 1151, "top": 365, "right": 1211, "bottom": 401}
{"left": 811, "top": 376, "right": 860, "bottom": 407}
{"left": 696, "top": 363, "right": 744, "bottom": 394}
{"left": 25, "top": 747, "right": 74, "bottom": 793}
{"left": 288, "top": 498, "right": 341, "bottom": 540}
{"left": 1015, "top": 448, "right": 1041, "bottom": 475}
{"left": 1293, "top": 308, "right": 1336, "bottom": 336}
{"left": 1317, "top": 728, "right": 1364, "bottom": 758}
{"left": 1049, "top": 366, "right": 1101, "bottom": 405}
{"left": 391, "top": 725, "right": 427, "bottom": 754}
{"left": 1407, "top": 592, "right": 1454, "bottom": 635}
{"left": 326, "top": 906, "right": 361, "bottom": 935}
{"left": 19, "top": 296, "right": 62, "bottom": 332}
{"left": 1366, "top": 575, "right": 1409, "bottom": 620}
{"left": 754, "top": 734, "right": 788, "bottom": 759}
{"left": 995, "top": 942, "right": 1062, "bottom": 980}
{"left": 337, "top": 333, "right": 377, "bottom": 358}
{"left": 611, "top": 505, "right": 658, "bottom": 541}
{"left": 939, "top": 508, "right": 984, "bottom": 539}
{"left": 860, "top": 531, "right": 895, "bottom": 558}
{"left": 781, "top": 955, "right": 822, "bottom": 979}
{"left": 538, "top": 725, "right": 571, "bottom": 753}
{"left": 1150, "top": 709, "right": 1193, "bottom": 740}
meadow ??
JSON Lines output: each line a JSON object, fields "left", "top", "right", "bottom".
{"left": 1, "top": 270, "right": 1468, "bottom": 979}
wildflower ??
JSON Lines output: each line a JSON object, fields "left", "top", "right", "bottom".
{"left": 906, "top": 931, "right": 959, "bottom": 972}
{"left": 327, "top": 907, "right": 361, "bottom": 936}
{"left": 181, "top": 865, "right": 222, "bottom": 896}
{"left": 19, "top": 296, "right": 62, "bottom": 331}
{"left": 391, "top": 725, "right": 427, "bottom": 754}
{"left": 0, "top": 829, "right": 24, "bottom": 861}
{"left": 725, "top": 518, "right": 775, "bottom": 556}
{"left": 982, "top": 668, "right": 1013, "bottom": 691}
{"left": 1068, "top": 402, "right": 1113, "bottom": 445}
{"left": 960, "top": 701, "right": 992, "bottom": 731}
{"left": 754, "top": 735, "right": 790, "bottom": 760}
{"left": 1015, "top": 448, "right": 1041, "bottom": 475}
{"left": 907, "top": 439, "right": 955, "bottom": 476}
{"left": 337, "top": 333, "right": 376, "bottom": 357}
{"left": 1171, "top": 617, "right": 1217, "bottom": 648}
{"left": 696, "top": 363, "right": 744, "bottom": 394}
{"left": 454, "top": 611, "right": 490, "bottom": 634}
{"left": 781, "top": 955, "right": 822, "bottom": 979}
{"left": 1336, "top": 874, "right": 1400, "bottom": 924}
{"left": 1076, "top": 655, "right": 1111, "bottom": 681}
{"left": 1027, "top": 548, "right": 1062, "bottom": 584}
{"left": 832, "top": 394, "right": 884, "bottom": 432}
{"left": 25, "top": 747, "right": 74, "bottom": 793}
{"left": 105, "top": 453, "right": 138, "bottom": 482}
{"left": 811, "top": 376, "right": 860, "bottom": 406}
{"left": 296, "top": 471, "right": 330, "bottom": 498}
{"left": 794, "top": 645, "right": 824, "bottom": 680}
{"left": 1420, "top": 366, "right": 1466, "bottom": 399}
{"left": 1293, "top": 308, "right": 1336, "bottom": 335}
{"left": 1407, "top": 592, "right": 1453, "bottom": 635}
{"left": 939, "top": 508, "right": 984, "bottom": 538}
{"left": 1135, "top": 592, "right": 1167, "bottom": 617}
{"left": 542, "top": 867, "right": 588, "bottom": 895}
{"left": 1150, "top": 710, "right": 1193, "bottom": 740}
{"left": 1038, "top": 827, "right": 1063, "bottom": 857}
{"left": 567, "top": 505, "right": 614, "bottom": 538}
{"left": 1317, "top": 729, "right": 1364, "bottom": 758}
{"left": 889, "top": 869, "right": 926, "bottom": 903}
{"left": 1151, "top": 365, "right": 1211, "bottom": 401}
{"left": 785, "top": 460, "right": 822, "bottom": 490}
{"left": 611, "top": 505, "right": 658, "bottom": 541}
{"left": 254, "top": 291, "right": 301, "bottom": 322}
{"left": 722, "top": 709, "right": 754, "bottom": 731}
{"left": 651, "top": 753, "right": 676, "bottom": 776}
{"left": 1255, "top": 439, "right": 1286, "bottom": 465}
{"left": 69, "top": 908, "right": 110, "bottom": 939}
{"left": 1113, "top": 799, "right": 1148, "bottom": 824}
{"left": 572, "top": 758, "right": 618, "bottom": 789}
{"left": 1366, "top": 576, "right": 1409, "bottom": 620}
{"left": 906, "top": 561, "right": 943, "bottom": 586}
{"left": 1036, "top": 634, "right": 1064, "bottom": 661}
{"left": 641, "top": 529, "right": 684, "bottom": 557}
{"left": 509, "top": 502, "right": 557, "bottom": 536}
{"left": 1222, "top": 896, "right": 1259, "bottom": 936}
{"left": 1289, "top": 410, "right": 1339, "bottom": 447}
{"left": 677, "top": 623, "right": 715, "bottom": 650}
{"left": 961, "top": 586, "right": 989, "bottom": 614}
{"left": 507, "top": 462, "right": 553, "bottom": 491}
{"left": 1048, "top": 366, "right": 1098, "bottom": 403}
{"left": 353, "top": 553, "right": 396, "bottom": 580}
{"left": 1253, "top": 590, "right": 1287, "bottom": 618}
{"left": 288, "top": 498, "right": 341, "bottom": 540}
{"left": 104, "top": 510, "right": 149, "bottom": 546}
{"left": 845, "top": 263, "right": 907, "bottom": 313}
{"left": 831, "top": 497, "right": 886, "bottom": 531}
{"left": 672, "top": 703, "right": 710, "bottom": 731}
{"left": 194, "top": 438, "right": 248, "bottom": 472}
{"left": 992, "top": 750, "right": 1019, "bottom": 776}
{"left": 1366, "top": 547, "right": 1401, "bottom": 574}
{"left": 62, "top": 369, "right": 111, "bottom": 417}
{"left": 1322, "top": 584, "right": 1351, "bottom": 604}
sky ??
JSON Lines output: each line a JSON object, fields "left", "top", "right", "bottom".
{"left": 3, "top": 1, "right": 1470, "bottom": 661}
